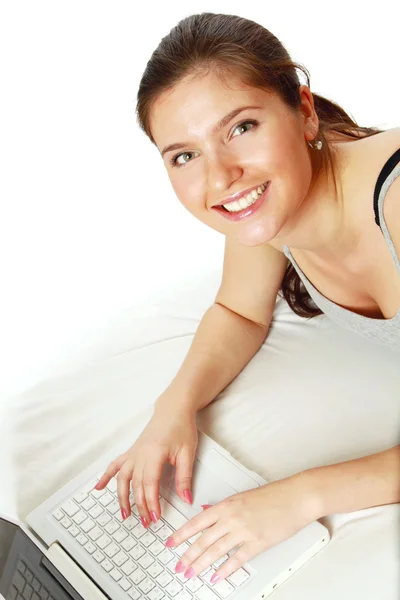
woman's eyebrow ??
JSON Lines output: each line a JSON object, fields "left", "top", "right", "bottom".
{"left": 160, "top": 105, "right": 262, "bottom": 158}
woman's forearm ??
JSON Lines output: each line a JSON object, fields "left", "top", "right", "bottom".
{"left": 296, "top": 445, "right": 400, "bottom": 520}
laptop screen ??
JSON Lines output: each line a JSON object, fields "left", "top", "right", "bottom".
{"left": 0, "top": 517, "right": 84, "bottom": 600}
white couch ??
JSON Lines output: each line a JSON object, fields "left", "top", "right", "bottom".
{"left": 1, "top": 269, "right": 399, "bottom": 599}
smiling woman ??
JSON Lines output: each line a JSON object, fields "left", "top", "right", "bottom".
{"left": 96, "top": 10, "right": 399, "bottom": 594}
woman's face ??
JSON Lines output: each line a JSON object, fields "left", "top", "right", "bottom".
{"left": 150, "top": 71, "right": 319, "bottom": 247}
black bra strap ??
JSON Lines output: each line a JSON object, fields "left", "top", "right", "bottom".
{"left": 373, "top": 147, "right": 400, "bottom": 227}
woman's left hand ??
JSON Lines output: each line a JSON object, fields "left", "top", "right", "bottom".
{"left": 165, "top": 474, "right": 320, "bottom": 584}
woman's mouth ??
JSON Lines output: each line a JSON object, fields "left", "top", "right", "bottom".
{"left": 212, "top": 181, "right": 271, "bottom": 222}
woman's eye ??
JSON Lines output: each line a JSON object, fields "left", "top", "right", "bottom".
{"left": 231, "top": 120, "right": 257, "bottom": 138}
{"left": 170, "top": 120, "right": 258, "bottom": 168}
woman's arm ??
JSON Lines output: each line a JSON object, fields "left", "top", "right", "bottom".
{"left": 298, "top": 444, "right": 400, "bottom": 519}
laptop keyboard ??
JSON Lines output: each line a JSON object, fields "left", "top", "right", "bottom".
{"left": 51, "top": 475, "right": 251, "bottom": 599}
{"left": 7, "top": 558, "right": 54, "bottom": 600}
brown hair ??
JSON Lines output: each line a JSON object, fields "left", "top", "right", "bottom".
{"left": 135, "top": 12, "right": 384, "bottom": 318}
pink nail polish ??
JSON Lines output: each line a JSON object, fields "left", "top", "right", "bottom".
{"left": 140, "top": 516, "right": 148, "bottom": 527}
{"left": 210, "top": 573, "right": 220, "bottom": 584}
{"left": 184, "top": 567, "right": 195, "bottom": 579}
{"left": 175, "top": 561, "right": 185, "bottom": 574}
{"left": 150, "top": 511, "right": 158, "bottom": 523}
{"left": 121, "top": 508, "right": 127, "bottom": 520}
{"left": 183, "top": 489, "right": 193, "bottom": 504}
{"left": 165, "top": 537, "right": 175, "bottom": 548}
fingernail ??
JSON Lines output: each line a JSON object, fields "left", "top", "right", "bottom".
{"left": 201, "top": 504, "right": 212, "bottom": 510}
{"left": 121, "top": 508, "right": 127, "bottom": 520}
{"left": 184, "top": 567, "right": 195, "bottom": 579}
{"left": 183, "top": 489, "right": 193, "bottom": 504}
{"left": 175, "top": 561, "right": 185, "bottom": 573}
{"left": 140, "top": 516, "right": 148, "bottom": 528}
{"left": 210, "top": 573, "right": 220, "bottom": 584}
{"left": 165, "top": 537, "right": 175, "bottom": 547}
{"left": 150, "top": 511, "right": 158, "bottom": 523}
{"left": 94, "top": 483, "right": 101, "bottom": 490}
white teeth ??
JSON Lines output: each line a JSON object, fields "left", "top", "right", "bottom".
{"left": 223, "top": 182, "right": 267, "bottom": 213}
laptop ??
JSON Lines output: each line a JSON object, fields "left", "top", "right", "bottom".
{"left": 1, "top": 427, "right": 330, "bottom": 600}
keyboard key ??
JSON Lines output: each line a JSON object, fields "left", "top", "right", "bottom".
{"left": 156, "top": 524, "right": 173, "bottom": 542}
{"left": 100, "top": 559, "right": 113, "bottom": 573}
{"left": 88, "top": 526, "right": 103, "bottom": 542}
{"left": 212, "top": 555, "right": 228, "bottom": 569}
{"left": 147, "top": 561, "right": 164, "bottom": 579}
{"left": 148, "top": 539, "right": 165, "bottom": 556}
{"left": 61, "top": 500, "right": 79, "bottom": 518}
{"left": 138, "top": 552, "right": 154, "bottom": 569}
{"left": 156, "top": 570, "right": 173, "bottom": 588}
{"left": 108, "top": 500, "right": 120, "bottom": 515}
{"left": 107, "top": 478, "right": 118, "bottom": 493}
{"left": 165, "top": 580, "right": 183, "bottom": 596}
{"left": 148, "top": 586, "right": 166, "bottom": 600}
{"left": 52, "top": 509, "right": 63, "bottom": 521}
{"left": 80, "top": 518, "right": 95, "bottom": 533}
{"left": 113, "top": 528, "right": 128, "bottom": 543}
{"left": 93, "top": 550, "right": 105, "bottom": 563}
{"left": 68, "top": 525, "right": 80, "bottom": 538}
{"left": 39, "top": 588, "right": 49, "bottom": 600}
{"left": 60, "top": 517, "right": 72, "bottom": 529}
{"left": 185, "top": 577, "right": 203, "bottom": 593}
{"left": 175, "top": 590, "right": 193, "bottom": 600}
{"left": 130, "top": 567, "right": 146, "bottom": 585}
{"left": 105, "top": 520, "right": 119, "bottom": 535}
{"left": 12, "top": 572, "right": 25, "bottom": 592}
{"left": 89, "top": 505, "right": 103, "bottom": 519}
{"left": 17, "top": 561, "right": 26, "bottom": 574}
{"left": 118, "top": 578, "right": 132, "bottom": 591}
{"left": 141, "top": 531, "right": 156, "bottom": 547}
{"left": 8, "top": 586, "right": 18, "bottom": 600}
{"left": 84, "top": 542, "right": 96, "bottom": 555}
{"left": 149, "top": 519, "right": 164, "bottom": 533}
{"left": 76, "top": 533, "right": 88, "bottom": 545}
{"left": 174, "top": 542, "right": 189, "bottom": 557}
{"left": 139, "top": 577, "right": 156, "bottom": 594}
{"left": 81, "top": 497, "right": 96, "bottom": 512}
{"left": 121, "top": 537, "right": 136, "bottom": 552}
{"left": 97, "top": 512, "right": 112, "bottom": 527}
{"left": 227, "top": 567, "right": 249, "bottom": 587}
{"left": 73, "top": 490, "right": 88, "bottom": 504}
{"left": 72, "top": 511, "right": 87, "bottom": 525}
{"left": 121, "top": 559, "right": 137, "bottom": 576}
{"left": 123, "top": 515, "right": 138, "bottom": 531}
{"left": 90, "top": 487, "right": 106, "bottom": 499}
{"left": 23, "top": 582, "right": 33, "bottom": 599}
{"left": 159, "top": 498, "right": 187, "bottom": 530}
{"left": 200, "top": 569, "right": 216, "bottom": 585}
{"left": 158, "top": 549, "right": 174, "bottom": 565}
{"left": 104, "top": 543, "right": 119, "bottom": 558}
{"left": 129, "top": 544, "right": 145, "bottom": 561}
{"left": 194, "top": 586, "right": 219, "bottom": 599}
{"left": 132, "top": 523, "right": 147, "bottom": 539}
{"left": 127, "top": 588, "right": 141, "bottom": 599}
{"left": 96, "top": 534, "right": 112, "bottom": 550}
{"left": 110, "top": 568, "right": 122, "bottom": 582}
{"left": 213, "top": 579, "right": 235, "bottom": 598}
{"left": 99, "top": 492, "right": 114, "bottom": 507}
{"left": 113, "top": 550, "right": 128, "bottom": 568}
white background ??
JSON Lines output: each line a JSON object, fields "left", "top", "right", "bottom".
{"left": 0, "top": 1, "right": 398, "bottom": 399}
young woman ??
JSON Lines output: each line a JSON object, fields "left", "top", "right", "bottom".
{"left": 96, "top": 12, "right": 400, "bottom": 587}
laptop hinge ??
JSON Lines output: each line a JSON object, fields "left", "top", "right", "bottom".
{"left": 45, "top": 542, "right": 108, "bottom": 600}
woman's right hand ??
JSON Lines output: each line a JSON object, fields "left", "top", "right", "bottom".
{"left": 95, "top": 395, "right": 198, "bottom": 528}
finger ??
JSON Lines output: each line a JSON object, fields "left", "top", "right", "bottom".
{"left": 141, "top": 457, "right": 165, "bottom": 524}
{"left": 166, "top": 505, "right": 218, "bottom": 548}
{"left": 178, "top": 532, "right": 240, "bottom": 580}
{"left": 95, "top": 455, "right": 127, "bottom": 490}
{"left": 201, "top": 504, "right": 213, "bottom": 510}
{"left": 209, "top": 543, "right": 256, "bottom": 584}
{"left": 131, "top": 472, "right": 150, "bottom": 528}
{"left": 116, "top": 460, "right": 135, "bottom": 519}
{"left": 175, "top": 446, "right": 195, "bottom": 505}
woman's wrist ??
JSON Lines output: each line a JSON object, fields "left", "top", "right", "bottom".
{"left": 154, "top": 388, "right": 198, "bottom": 418}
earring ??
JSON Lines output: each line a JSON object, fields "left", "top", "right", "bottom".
{"left": 308, "top": 138, "right": 323, "bottom": 150}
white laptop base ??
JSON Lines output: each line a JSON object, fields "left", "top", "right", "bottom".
{"left": 26, "top": 430, "right": 330, "bottom": 600}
